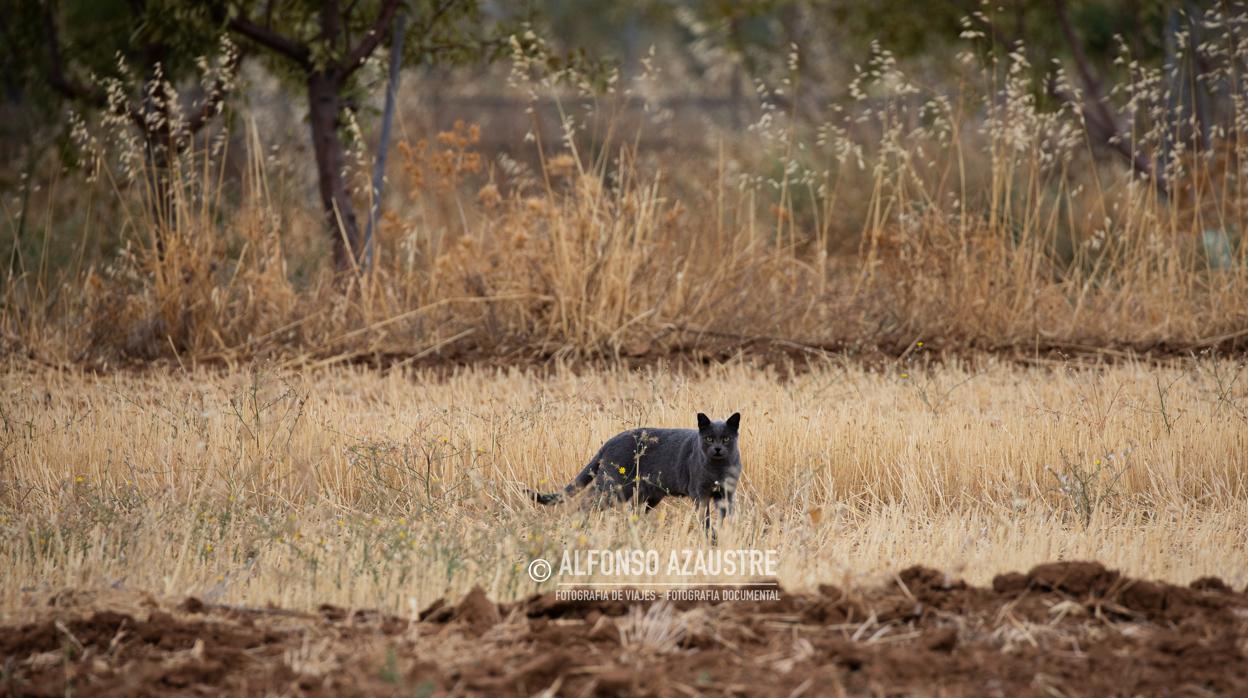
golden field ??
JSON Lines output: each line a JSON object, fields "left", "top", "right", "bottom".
{"left": 3, "top": 358, "right": 1245, "bottom": 616}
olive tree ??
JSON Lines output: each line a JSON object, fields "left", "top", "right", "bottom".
{"left": 221, "top": 0, "right": 527, "bottom": 271}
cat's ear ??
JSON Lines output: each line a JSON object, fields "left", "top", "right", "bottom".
{"left": 726, "top": 412, "right": 741, "bottom": 432}
{"left": 697, "top": 413, "right": 711, "bottom": 431}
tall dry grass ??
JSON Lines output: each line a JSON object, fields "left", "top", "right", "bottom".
{"left": 1, "top": 360, "right": 1245, "bottom": 614}
{"left": 4, "top": 20, "right": 1248, "bottom": 367}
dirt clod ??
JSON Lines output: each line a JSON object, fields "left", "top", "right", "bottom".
{"left": 1026, "top": 560, "right": 1118, "bottom": 595}
{"left": 2, "top": 561, "right": 1246, "bottom": 696}
{"left": 453, "top": 585, "right": 501, "bottom": 634}
{"left": 1191, "top": 576, "right": 1232, "bottom": 593}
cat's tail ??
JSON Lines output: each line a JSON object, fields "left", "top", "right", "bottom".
{"left": 527, "top": 459, "right": 599, "bottom": 506}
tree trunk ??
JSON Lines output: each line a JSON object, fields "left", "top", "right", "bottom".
{"left": 308, "top": 71, "right": 362, "bottom": 272}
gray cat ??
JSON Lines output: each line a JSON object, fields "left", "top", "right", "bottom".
{"left": 528, "top": 413, "right": 743, "bottom": 533}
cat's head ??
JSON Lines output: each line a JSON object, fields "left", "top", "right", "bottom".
{"left": 696, "top": 412, "right": 741, "bottom": 461}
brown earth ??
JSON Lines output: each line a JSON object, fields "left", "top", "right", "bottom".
{"left": 2, "top": 561, "right": 1246, "bottom": 697}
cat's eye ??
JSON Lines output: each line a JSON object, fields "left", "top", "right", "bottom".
{"left": 704, "top": 436, "right": 713, "bottom": 443}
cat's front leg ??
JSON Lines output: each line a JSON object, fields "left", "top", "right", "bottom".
{"left": 716, "top": 491, "right": 733, "bottom": 522}
{"left": 718, "top": 470, "right": 739, "bottom": 522}
{"left": 700, "top": 497, "right": 719, "bottom": 545}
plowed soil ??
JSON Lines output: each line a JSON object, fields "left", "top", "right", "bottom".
{"left": 3, "top": 561, "right": 1246, "bottom": 697}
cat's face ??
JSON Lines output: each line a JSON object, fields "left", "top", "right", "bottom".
{"left": 696, "top": 412, "right": 741, "bottom": 461}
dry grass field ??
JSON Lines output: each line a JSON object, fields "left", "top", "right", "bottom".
{"left": 3, "top": 358, "right": 1245, "bottom": 618}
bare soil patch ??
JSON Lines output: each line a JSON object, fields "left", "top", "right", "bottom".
{"left": 2, "top": 561, "right": 1246, "bottom": 697}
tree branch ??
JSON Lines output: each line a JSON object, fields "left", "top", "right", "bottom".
{"left": 342, "top": 0, "right": 362, "bottom": 50}
{"left": 43, "top": 0, "right": 148, "bottom": 134}
{"left": 185, "top": 45, "right": 242, "bottom": 134}
{"left": 227, "top": 14, "right": 311, "bottom": 69}
{"left": 340, "top": 0, "right": 403, "bottom": 77}
{"left": 1052, "top": 0, "right": 1166, "bottom": 194}
{"left": 319, "top": 0, "right": 343, "bottom": 47}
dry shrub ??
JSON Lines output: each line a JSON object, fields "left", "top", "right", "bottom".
{"left": 74, "top": 135, "right": 299, "bottom": 363}
{"left": 5, "top": 23, "right": 1248, "bottom": 366}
